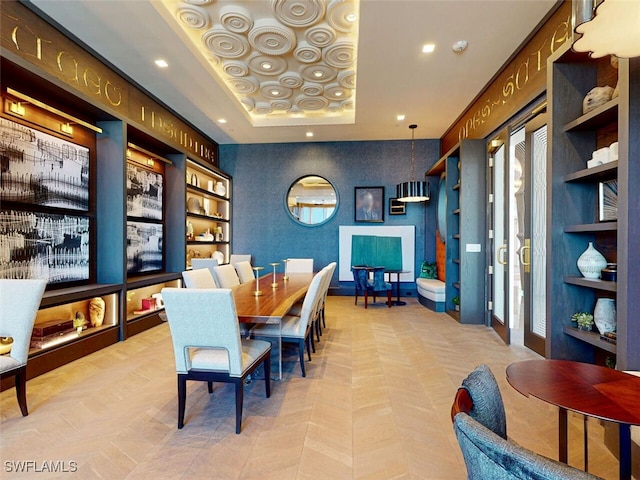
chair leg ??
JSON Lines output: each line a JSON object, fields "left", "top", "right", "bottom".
{"left": 299, "top": 339, "right": 306, "bottom": 377}
{"left": 310, "top": 324, "right": 316, "bottom": 353}
{"left": 263, "top": 356, "right": 271, "bottom": 398}
{"left": 387, "top": 290, "right": 392, "bottom": 308}
{"left": 208, "top": 381, "right": 214, "bottom": 394}
{"left": 315, "top": 318, "right": 321, "bottom": 343}
{"left": 15, "top": 366, "right": 28, "bottom": 417}
{"left": 177, "top": 375, "right": 187, "bottom": 429}
{"left": 322, "top": 305, "right": 326, "bottom": 328}
{"left": 305, "top": 335, "right": 312, "bottom": 362}
{"left": 354, "top": 289, "right": 358, "bottom": 305}
{"left": 234, "top": 380, "right": 244, "bottom": 434}
{"left": 364, "top": 291, "right": 368, "bottom": 309}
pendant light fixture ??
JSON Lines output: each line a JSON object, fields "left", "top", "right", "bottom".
{"left": 397, "top": 124, "right": 430, "bottom": 202}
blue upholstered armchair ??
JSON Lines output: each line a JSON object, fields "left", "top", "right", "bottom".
{"left": 352, "top": 266, "right": 392, "bottom": 308}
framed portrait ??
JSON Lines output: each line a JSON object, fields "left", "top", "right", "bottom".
{"left": 126, "top": 162, "right": 163, "bottom": 220}
{"left": 0, "top": 118, "right": 90, "bottom": 211}
{"left": 0, "top": 209, "right": 90, "bottom": 285}
{"left": 354, "top": 186, "right": 384, "bottom": 223}
{"left": 127, "top": 221, "right": 163, "bottom": 275}
{"left": 598, "top": 180, "right": 618, "bottom": 222}
{"left": 389, "top": 198, "right": 406, "bottom": 216}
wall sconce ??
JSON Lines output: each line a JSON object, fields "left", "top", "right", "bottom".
{"left": 6, "top": 100, "right": 26, "bottom": 116}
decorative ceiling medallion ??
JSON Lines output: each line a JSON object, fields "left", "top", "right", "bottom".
{"left": 219, "top": 5, "right": 253, "bottom": 33}
{"left": 272, "top": 0, "right": 326, "bottom": 27}
{"left": 176, "top": 5, "right": 210, "bottom": 30}
{"left": 203, "top": 26, "right": 249, "bottom": 58}
{"left": 161, "top": 0, "right": 359, "bottom": 126}
{"left": 248, "top": 18, "right": 296, "bottom": 55}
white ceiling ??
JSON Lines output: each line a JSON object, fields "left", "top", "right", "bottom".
{"left": 30, "top": 0, "right": 557, "bottom": 144}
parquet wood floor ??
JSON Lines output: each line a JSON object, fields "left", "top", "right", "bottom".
{"left": 0, "top": 297, "right": 623, "bottom": 479}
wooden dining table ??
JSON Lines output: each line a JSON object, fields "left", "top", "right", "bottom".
{"left": 233, "top": 272, "right": 314, "bottom": 379}
{"left": 506, "top": 359, "right": 640, "bottom": 480}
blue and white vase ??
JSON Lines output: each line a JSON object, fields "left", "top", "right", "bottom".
{"left": 577, "top": 242, "right": 607, "bottom": 279}
{"left": 594, "top": 298, "right": 616, "bottom": 334}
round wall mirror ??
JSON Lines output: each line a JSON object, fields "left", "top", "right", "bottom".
{"left": 286, "top": 175, "right": 338, "bottom": 226}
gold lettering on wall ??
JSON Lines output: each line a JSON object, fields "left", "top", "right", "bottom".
{"left": 441, "top": 2, "right": 571, "bottom": 154}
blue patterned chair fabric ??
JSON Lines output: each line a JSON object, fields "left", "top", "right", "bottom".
{"left": 351, "top": 266, "right": 392, "bottom": 308}
{"left": 461, "top": 364, "right": 507, "bottom": 440}
{"left": 454, "top": 413, "right": 602, "bottom": 480}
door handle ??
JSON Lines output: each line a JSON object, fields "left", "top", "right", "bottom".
{"left": 520, "top": 239, "right": 531, "bottom": 273}
{"left": 498, "top": 245, "right": 507, "bottom": 265}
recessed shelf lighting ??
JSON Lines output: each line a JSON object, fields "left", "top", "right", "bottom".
{"left": 217, "top": 118, "right": 227, "bottom": 124}
{"left": 154, "top": 59, "right": 169, "bottom": 68}
{"left": 306, "top": 132, "right": 314, "bottom": 137}
{"left": 397, "top": 114, "right": 406, "bottom": 121}
{"left": 422, "top": 43, "right": 436, "bottom": 54}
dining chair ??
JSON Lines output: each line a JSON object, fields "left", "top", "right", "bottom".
{"left": 319, "top": 262, "right": 336, "bottom": 330}
{"left": 251, "top": 269, "right": 326, "bottom": 377}
{"left": 352, "top": 266, "right": 392, "bottom": 308}
{"left": 161, "top": 288, "right": 271, "bottom": 434}
{"left": 213, "top": 264, "right": 241, "bottom": 288}
{"left": 190, "top": 258, "right": 219, "bottom": 284}
{"left": 182, "top": 268, "right": 218, "bottom": 289}
{"left": 230, "top": 254, "right": 251, "bottom": 267}
{"left": 453, "top": 413, "right": 602, "bottom": 480}
{"left": 0, "top": 279, "right": 47, "bottom": 417}
{"left": 452, "top": 364, "right": 507, "bottom": 440}
{"left": 287, "top": 258, "right": 314, "bottom": 274}
{"left": 234, "top": 260, "right": 255, "bottom": 284}
{"left": 311, "top": 263, "right": 335, "bottom": 342}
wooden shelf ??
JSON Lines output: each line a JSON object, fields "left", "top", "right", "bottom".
{"left": 186, "top": 212, "right": 229, "bottom": 222}
{"left": 426, "top": 157, "right": 446, "bottom": 176}
{"left": 28, "top": 323, "right": 118, "bottom": 357}
{"left": 564, "top": 161, "right": 618, "bottom": 183}
{"left": 127, "top": 272, "right": 182, "bottom": 289}
{"left": 564, "top": 326, "right": 617, "bottom": 354}
{"left": 452, "top": 182, "right": 461, "bottom": 191}
{"left": 187, "top": 240, "right": 229, "bottom": 246}
{"left": 563, "top": 276, "right": 617, "bottom": 292}
{"left": 564, "top": 222, "right": 617, "bottom": 233}
{"left": 40, "top": 284, "right": 121, "bottom": 309}
{"left": 453, "top": 208, "right": 461, "bottom": 215}
{"left": 186, "top": 184, "right": 229, "bottom": 202}
{"left": 127, "top": 307, "right": 165, "bottom": 323}
{"left": 563, "top": 98, "right": 619, "bottom": 132}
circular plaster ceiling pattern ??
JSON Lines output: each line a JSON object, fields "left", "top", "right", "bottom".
{"left": 324, "top": 82, "right": 351, "bottom": 101}
{"left": 248, "top": 18, "right": 296, "bottom": 56}
{"left": 176, "top": 4, "right": 210, "bottom": 30}
{"left": 260, "top": 80, "right": 293, "bottom": 99}
{"left": 322, "top": 40, "right": 355, "bottom": 68}
{"left": 300, "top": 62, "right": 337, "bottom": 83}
{"left": 271, "top": 99, "right": 292, "bottom": 111}
{"left": 229, "top": 75, "right": 259, "bottom": 94}
{"left": 248, "top": 53, "right": 288, "bottom": 76}
{"left": 295, "top": 95, "right": 329, "bottom": 111}
{"left": 293, "top": 41, "right": 322, "bottom": 63}
{"left": 219, "top": 5, "right": 253, "bottom": 33}
{"left": 271, "top": 0, "right": 326, "bottom": 28}
{"left": 255, "top": 101, "right": 273, "bottom": 114}
{"left": 341, "top": 98, "right": 354, "bottom": 110}
{"left": 327, "top": 0, "right": 357, "bottom": 33}
{"left": 327, "top": 102, "right": 343, "bottom": 112}
{"left": 301, "top": 82, "right": 324, "bottom": 96}
{"left": 337, "top": 69, "right": 355, "bottom": 88}
{"left": 305, "top": 23, "right": 337, "bottom": 48}
{"left": 241, "top": 97, "right": 255, "bottom": 111}
{"left": 202, "top": 26, "right": 249, "bottom": 58}
{"left": 183, "top": 0, "right": 213, "bottom": 5}
{"left": 279, "top": 71, "right": 304, "bottom": 88}
{"left": 223, "top": 60, "right": 249, "bottom": 77}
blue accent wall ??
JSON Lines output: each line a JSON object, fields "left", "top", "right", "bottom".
{"left": 220, "top": 139, "right": 440, "bottom": 295}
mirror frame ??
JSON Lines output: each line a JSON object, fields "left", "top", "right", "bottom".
{"left": 437, "top": 173, "right": 447, "bottom": 243}
{"left": 285, "top": 175, "right": 339, "bottom": 227}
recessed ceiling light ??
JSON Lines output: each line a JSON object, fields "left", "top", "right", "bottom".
{"left": 334, "top": 91, "right": 343, "bottom": 97}
{"left": 306, "top": 132, "right": 314, "bottom": 137}
{"left": 313, "top": 71, "right": 324, "bottom": 78}
{"left": 261, "top": 62, "right": 272, "bottom": 70}
{"left": 271, "top": 90, "right": 280, "bottom": 96}
{"left": 452, "top": 40, "right": 469, "bottom": 53}
{"left": 397, "top": 114, "right": 406, "bottom": 121}
{"left": 346, "top": 13, "right": 357, "bottom": 22}
{"left": 154, "top": 59, "right": 169, "bottom": 68}
{"left": 422, "top": 43, "right": 436, "bottom": 54}
{"left": 217, "top": 118, "right": 227, "bottom": 124}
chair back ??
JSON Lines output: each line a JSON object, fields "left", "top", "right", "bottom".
{"left": 0, "top": 279, "right": 46, "bottom": 366}
{"left": 297, "top": 270, "right": 327, "bottom": 330}
{"left": 190, "top": 259, "right": 219, "bottom": 283}
{"left": 320, "top": 262, "right": 337, "bottom": 303}
{"left": 371, "top": 267, "right": 388, "bottom": 291}
{"left": 230, "top": 254, "right": 251, "bottom": 267}
{"left": 460, "top": 364, "right": 507, "bottom": 439}
{"left": 351, "top": 266, "right": 369, "bottom": 291}
{"left": 453, "top": 413, "right": 601, "bottom": 480}
{"left": 213, "top": 264, "right": 241, "bottom": 288}
{"left": 182, "top": 268, "right": 218, "bottom": 289}
{"left": 161, "top": 288, "right": 244, "bottom": 376}
{"left": 287, "top": 258, "right": 313, "bottom": 274}
{"left": 234, "top": 261, "right": 255, "bottom": 284}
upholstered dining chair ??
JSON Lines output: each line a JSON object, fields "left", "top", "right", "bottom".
{"left": 251, "top": 269, "right": 326, "bottom": 377}
{"left": 453, "top": 413, "right": 602, "bottom": 480}
{"left": 287, "top": 258, "right": 314, "bottom": 274}
{"left": 213, "top": 264, "right": 241, "bottom": 288}
{"left": 161, "top": 288, "right": 271, "bottom": 434}
{"left": 0, "top": 279, "right": 47, "bottom": 416}
{"left": 190, "top": 259, "right": 219, "bottom": 285}
{"left": 352, "top": 266, "right": 392, "bottom": 308}
{"left": 182, "top": 268, "right": 218, "bottom": 289}
{"left": 318, "top": 262, "right": 336, "bottom": 331}
{"left": 230, "top": 254, "right": 251, "bottom": 268}
{"left": 234, "top": 261, "right": 255, "bottom": 284}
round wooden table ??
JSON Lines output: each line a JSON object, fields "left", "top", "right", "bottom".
{"left": 506, "top": 359, "right": 640, "bottom": 480}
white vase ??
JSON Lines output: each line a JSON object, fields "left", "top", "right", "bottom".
{"left": 594, "top": 298, "right": 616, "bottom": 334}
{"left": 577, "top": 242, "right": 607, "bottom": 279}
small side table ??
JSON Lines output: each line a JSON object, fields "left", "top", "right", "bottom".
{"left": 386, "top": 270, "right": 409, "bottom": 306}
